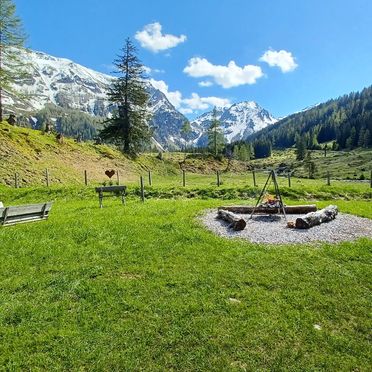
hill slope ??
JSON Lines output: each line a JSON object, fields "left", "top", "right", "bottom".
{"left": 248, "top": 85, "right": 372, "bottom": 150}
{"left": 0, "top": 122, "right": 250, "bottom": 186}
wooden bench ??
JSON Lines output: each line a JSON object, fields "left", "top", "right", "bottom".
{"left": 0, "top": 202, "right": 53, "bottom": 226}
{"left": 95, "top": 186, "right": 126, "bottom": 208}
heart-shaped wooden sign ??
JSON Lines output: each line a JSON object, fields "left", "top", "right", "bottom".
{"left": 105, "top": 169, "right": 115, "bottom": 178}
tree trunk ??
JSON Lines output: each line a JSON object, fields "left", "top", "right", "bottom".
{"left": 217, "top": 210, "right": 246, "bottom": 231}
{"left": 295, "top": 205, "right": 338, "bottom": 229}
{"left": 0, "top": 33, "right": 3, "bottom": 123}
{"left": 218, "top": 205, "right": 317, "bottom": 214}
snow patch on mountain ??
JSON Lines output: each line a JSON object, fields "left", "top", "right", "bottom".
{"left": 191, "top": 101, "right": 277, "bottom": 146}
{"left": 5, "top": 48, "right": 277, "bottom": 149}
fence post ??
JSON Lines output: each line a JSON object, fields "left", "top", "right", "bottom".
{"left": 45, "top": 169, "right": 50, "bottom": 187}
{"left": 14, "top": 173, "right": 19, "bottom": 188}
{"left": 287, "top": 173, "right": 291, "bottom": 188}
{"left": 326, "top": 171, "right": 331, "bottom": 186}
{"left": 216, "top": 171, "right": 220, "bottom": 187}
{"left": 116, "top": 170, "right": 120, "bottom": 185}
{"left": 252, "top": 170, "right": 257, "bottom": 187}
{"left": 140, "top": 176, "right": 145, "bottom": 202}
{"left": 148, "top": 170, "right": 152, "bottom": 186}
{"left": 182, "top": 170, "right": 186, "bottom": 187}
{"left": 84, "top": 170, "right": 88, "bottom": 186}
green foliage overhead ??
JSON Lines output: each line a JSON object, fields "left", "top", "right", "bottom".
{"left": 0, "top": 0, "right": 29, "bottom": 121}
{"left": 100, "top": 38, "right": 152, "bottom": 156}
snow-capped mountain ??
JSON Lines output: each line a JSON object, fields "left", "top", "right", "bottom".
{"left": 146, "top": 84, "right": 192, "bottom": 149}
{"left": 4, "top": 48, "right": 190, "bottom": 148}
{"left": 4, "top": 48, "right": 277, "bottom": 149}
{"left": 191, "top": 101, "right": 277, "bottom": 147}
{"left": 4, "top": 49, "right": 112, "bottom": 116}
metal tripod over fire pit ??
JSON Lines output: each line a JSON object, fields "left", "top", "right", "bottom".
{"left": 249, "top": 170, "right": 287, "bottom": 221}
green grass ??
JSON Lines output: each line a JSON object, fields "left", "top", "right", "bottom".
{"left": 2, "top": 122, "right": 372, "bottom": 188}
{"left": 0, "top": 188, "right": 371, "bottom": 370}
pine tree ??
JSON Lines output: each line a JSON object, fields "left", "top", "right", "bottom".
{"left": 0, "top": 0, "right": 27, "bottom": 122}
{"left": 363, "top": 129, "right": 370, "bottom": 148}
{"left": 295, "top": 135, "right": 307, "bottom": 160}
{"left": 208, "top": 107, "right": 224, "bottom": 157}
{"left": 180, "top": 119, "right": 191, "bottom": 152}
{"left": 100, "top": 38, "right": 151, "bottom": 155}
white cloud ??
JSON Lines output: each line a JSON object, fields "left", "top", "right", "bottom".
{"left": 183, "top": 57, "right": 264, "bottom": 88}
{"left": 143, "top": 66, "right": 152, "bottom": 75}
{"left": 149, "top": 78, "right": 183, "bottom": 108}
{"left": 183, "top": 93, "right": 231, "bottom": 110}
{"left": 198, "top": 80, "right": 213, "bottom": 87}
{"left": 143, "top": 66, "right": 165, "bottom": 75}
{"left": 259, "top": 49, "right": 298, "bottom": 73}
{"left": 179, "top": 108, "right": 193, "bottom": 114}
{"left": 149, "top": 78, "right": 231, "bottom": 114}
{"left": 135, "top": 22, "right": 187, "bottom": 53}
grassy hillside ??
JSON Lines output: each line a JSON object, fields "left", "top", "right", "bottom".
{"left": 1, "top": 122, "right": 371, "bottom": 189}
{"left": 0, "top": 122, "right": 248, "bottom": 186}
{"left": 249, "top": 147, "right": 372, "bottom": 180}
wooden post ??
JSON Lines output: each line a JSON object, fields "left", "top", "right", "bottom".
{"left": 148, "top": 170, "right": 152, "bottom": 186}
{"left": 45, "top": 169, "right": 50, "bottom": 187}
{"left": 216, "top": 171, "right": 220, "bottom": 187}
{"left": 252, "top": 170, "right": 257, "bottom": 187}
{"left": 287, "top": 173, "right": 291, "bottom": 188}
{"left": 84, "top": 170, "right": 88, "bottom": 186}
{"left": 140, "top": 176, "right": 145, "bottom": 202}
{"left": 182, "top": 170, "right": 186, "bottom": 187}
{"left": 116, "top": 170, "right": 120, "bottom": 185}
{"left": 326, "top": 171, "right": 330, "bottom": 186}
{"left": 14, "top": 173, "right": 19, "bottom": 188}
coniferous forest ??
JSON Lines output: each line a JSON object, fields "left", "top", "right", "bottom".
{"left": 248, "top": 85, "right": 372, "bottom": 151}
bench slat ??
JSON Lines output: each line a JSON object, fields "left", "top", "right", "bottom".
{"left": 0, "top": 203, "right": 52, "bottom": 217}
{"left": 2, "top": 215, "right": 49, "bottom": 226}
{"left": 95, "top": 186, "right": 126, "bottom": 193}
{"left": 0, "top": 202, "right": 53, "bottom": 226}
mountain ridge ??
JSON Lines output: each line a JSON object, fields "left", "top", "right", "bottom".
{"left": 4, "top": 48, "right": 277, "bottom": 149}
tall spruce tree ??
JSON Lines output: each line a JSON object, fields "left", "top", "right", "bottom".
{"left": 100, "top": 38, "right": 151, "bottom": 155}
{"left": 295, "top": 134, "right": 307, "bottom": 160}
{"left": 0, "top": 0, "right": 27, "bottom": 122}
{"left": 208, "top": 107, "right": 224, "bottom": 157}
{"left": 180, "top": 119, "right": 191, "bottom": 152}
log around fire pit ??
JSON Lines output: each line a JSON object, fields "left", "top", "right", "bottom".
{"left": 218, "top": 205, "right": 317, "bottom": 215}
{"left": 217, "top": 210, "right": 246, "bottom": 231}
{"left": 295, "top": 205, "right": 338, "bottom": 229}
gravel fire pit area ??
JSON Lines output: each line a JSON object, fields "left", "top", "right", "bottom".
{"left": 201, "top": 211, "right": 372, "bottom": 244}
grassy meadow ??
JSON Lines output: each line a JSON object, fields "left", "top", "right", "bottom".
{"left": 0, "top": 184, "right": 371, "bottom": 370}
{"left": 1, "top": 123, "right": 371, "bottom": 369}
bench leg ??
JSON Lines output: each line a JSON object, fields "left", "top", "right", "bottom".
{"left": 121, "top": 192, "right": 125, "bottom": 205}
{"left": 99, "top": 192, "right": 103, "bottom": 208}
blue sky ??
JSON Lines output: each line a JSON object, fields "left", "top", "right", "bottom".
{"left": 14, "top": 0, "right": 372, "bottom": 119}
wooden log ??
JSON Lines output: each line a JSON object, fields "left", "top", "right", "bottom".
{"left": 295, "top": 205, "right": 338, "bottom": 229}
{"left": 218, "top": 205, "right": 317, "bottom": 214}
{"left": 217, "top": 209, "right": 246, "bottom": 231}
